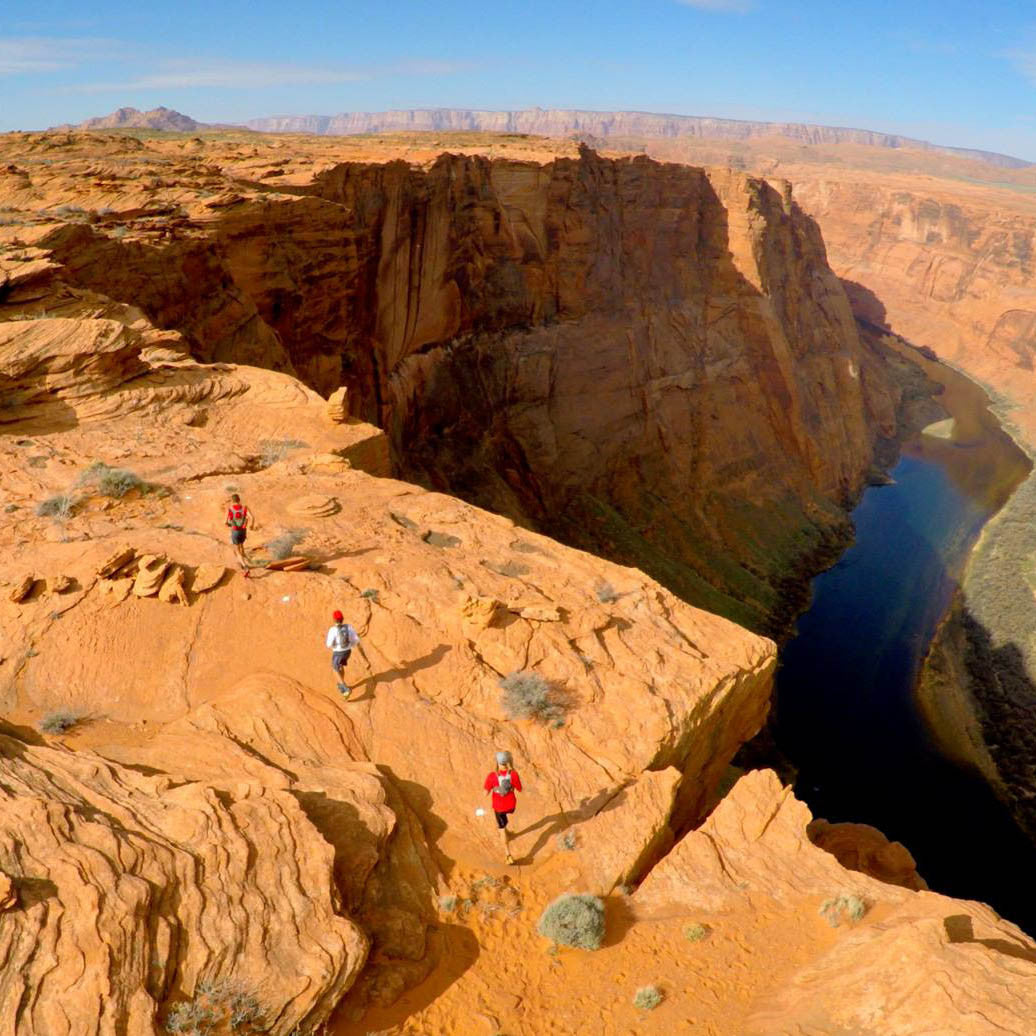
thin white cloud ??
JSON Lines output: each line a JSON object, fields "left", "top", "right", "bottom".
{"left": 676, "top": 0, "right": 754, "bottom": 12}
{"left": 1006, "top": 45, "right": 1036, "bottom": 85}
{"left": 1, "top": 36, "right": 475, "bottom": 91}
{"left": 77, "top": 60, "right": 369, "bottom": 93}
{"left": 0, "top": 36, "right": 122, "bottom": 76}
{"left": 73, "top": 56, "right": 475, "bottom": 93}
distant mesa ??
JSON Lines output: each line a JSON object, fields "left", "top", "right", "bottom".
{"left": 49, "top": 106, "right": 228, "bottom": 133}
{"left": 242, "top": 107, "right": 1032, "bottom": 170}
{"left": 42, "top": 105, "right": 1031, "bottom": 170}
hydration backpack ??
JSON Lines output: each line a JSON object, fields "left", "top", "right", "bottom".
{"left": 332, "top": 623, "right": 357, "bottom": 651}
{"left": 495, "top": 771, "right": 513, "bottom": 796}
{"left": 227, "top": 503, "right": 248, "bottom": 529}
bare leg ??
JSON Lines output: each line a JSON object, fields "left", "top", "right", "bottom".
{"left": 499, "top": 825, "right": 513, "bottom": 863}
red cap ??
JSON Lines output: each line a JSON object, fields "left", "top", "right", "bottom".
{"left": 332, "top": 610, "right": 344, "bottom": 621}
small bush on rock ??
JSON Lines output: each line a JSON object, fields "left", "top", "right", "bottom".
{"left": 267, "top": 527, "right": 308, "bottom": 560}
{"left": 165, "top": 980, "right": 264, "bottom": 1034}
{"left": 537, "top": 892, "right": 606, "bottom": 950}
{"left": 819, "top": 894, "right": 867, "bottom": 927}
{"left": 257, "top": 438, "right": 308, "bottom": 468}
{"left": 500, "top": 670, "right": 566, "bottom": 724}
{"left": 35, "top": 494, "right": 76, "bottom": 519}
{"left": 38, "top": 710, "right": 83, "bottom": 734}
{"left": 633, "top": 985, "right": 664, "bottom": 1011}
{"left": 77, "top": 462, "right": 158, "bottom": 499}
{"left": 684, "top": 922, "right": 710, "bottom": 942}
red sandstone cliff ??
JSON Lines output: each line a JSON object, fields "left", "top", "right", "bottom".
{"left": 22, "top": 140, "right": 905, "bottom": 632}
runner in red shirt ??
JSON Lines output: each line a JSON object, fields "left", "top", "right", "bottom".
{"left": 225, "top": 493, "right": 257, "bottom": 572}
{"left": 484, "top": 750, "right": 523, "bottom": 864}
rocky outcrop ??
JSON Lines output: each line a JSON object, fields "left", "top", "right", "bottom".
{"left": 99, "top": 674, "right": 443, "bottom": 1017}
{"left": 807, "top": 818, "right": 928, "bottom": 891}
{"left": 0, "top": 339, "right": 782, "bottom": 1029}
{"left": 0, "top": 317, "right": 147, "bottom": 417}
{"left": 27, "top": 146, "right": 907, "bottom": 632}
{"left": 0, "top": 724, "right": 369, "bottom": 1035}
{"left": 636, "top": 770, "right": 1036, "bottom": 1036}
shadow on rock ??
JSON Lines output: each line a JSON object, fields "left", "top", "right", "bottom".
{"left": 331, "top": 922, "right": 479, "bottom": 1034}
{"left": 944, "top": 914, "right": 1036, "bottom": 963}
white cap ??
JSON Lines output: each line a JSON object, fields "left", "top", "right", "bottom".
{"left": 495, "top": 750, "right": 511, "bottom": 766}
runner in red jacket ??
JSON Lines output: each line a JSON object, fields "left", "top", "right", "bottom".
{"left": 484, "top": 750, "right": 522, "bottom": 864}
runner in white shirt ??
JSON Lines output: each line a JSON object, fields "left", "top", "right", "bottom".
{"left": 326, "top": 609, "right": 360, "bottom": 698}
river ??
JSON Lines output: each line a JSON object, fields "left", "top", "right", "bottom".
{"left": 774, "top": 343, "right": 1036, "bottom": 933}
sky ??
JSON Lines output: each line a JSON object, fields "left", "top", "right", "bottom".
{"left": 4, "top": 0, "right": 1036, "bottom": 159}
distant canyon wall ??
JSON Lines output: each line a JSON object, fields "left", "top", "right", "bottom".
{"left": 244, "top": 109, "right": 1027, "bottom": 169}
{"left": 791, "top": 179, "right": 1036, "bottom": 442}
{"left": 44, "top": 149, "right": 907, "bottom": 633}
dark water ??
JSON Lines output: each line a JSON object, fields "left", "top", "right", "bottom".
{"left": 775, "top": 364, "right": 1036, "bottom": 933}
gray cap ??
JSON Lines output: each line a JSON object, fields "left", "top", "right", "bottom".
{"left": 495, "top": 750, "right": 511, "bottom": 766}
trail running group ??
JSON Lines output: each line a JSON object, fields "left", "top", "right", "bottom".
{"left": 224, "top": 491, "right": 525, "bottom": 863}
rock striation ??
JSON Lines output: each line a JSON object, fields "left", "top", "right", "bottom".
{"left": 0, "top": 723, "right": 369, "bottom": 1034}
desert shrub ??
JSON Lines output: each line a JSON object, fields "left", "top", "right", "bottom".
{"left": 557, "top": 831, "right": 578, "bottom": 851}
{"left": 53, "top": 204, "right": 87, "bottom": 220}
{"left": 35, "top": 493, "right": 76, "bottom": 519}
{"left": 360, "top": 587, "right": 379, "bottom": 601}
{"left": 76, "top": 462, "right": 156, "bottom": 498}
{"left": 819, "top": 894, "right": 867, "bottom": 927}
{"left": 537, "top": 893, "right": 606, "bottom": 950}
{"left": 595, "top": 580, "right": 619, "bottom": 603}
{"left": 684, "top": 922, "right": 710, "bottom": 942}
{"left": 257, "top": 438, "right": 308, "bottom": 468}
{"left": 226, "top": 988, "right": 262, "bottom": 1031}
{"left": 267, "top": 527, "right": 307, "bottom": 560}
{"left": 38, "top": 710, "right": 83, "bottom": 734}
{"left": 165, "top": 981, "right": 263, "bottom": 1034}
{"left": 165, "top": 999, "right": 215, "bottom": 1033}
{"left": 111, "top": 225, "right": 128, "bottom": 239}
{"left": 499, "top": 670, "right": 566, "bottom": 724}
{"left": 97, "top": 468, "right": 144, "bottom": 497}
{"left": 439, "top": 895, "right": 458, "bottom": 913}
{"left": 633, "top": 985, "right": 664, "bottom": 1011}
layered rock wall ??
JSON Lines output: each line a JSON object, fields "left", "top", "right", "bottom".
{"left": 36, "top": 148, "right": 903, "bottom": 632}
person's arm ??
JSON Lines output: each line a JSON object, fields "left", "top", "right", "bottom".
{"left": 484, "top": 773, "right": 495, "bottom": 796}
{"left": 325, "top": 627, "right": 335, "bottom": 649}
{"left": 512, "top": 771, "right": 522, "bottom": 793}
{"left": 248, "top": 509, "right": 257, "bottom": 530}
{"left": 348, "top": 624, "right": 361, "bottom": 648}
